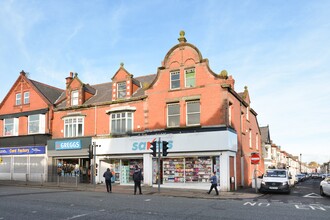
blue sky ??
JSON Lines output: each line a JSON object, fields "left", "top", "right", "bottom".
{"left": 1, "top": 0, "right": 329, "bottom": 164}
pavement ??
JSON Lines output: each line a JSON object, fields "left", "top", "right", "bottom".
{"left": 0, "top": 180, "right": 261, "bottom": 200}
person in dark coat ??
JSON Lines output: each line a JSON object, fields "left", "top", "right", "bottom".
{"left": 133, "top": 165, "right": 143, "bottom": 195}
{"left": 103, "top": 168, "right": 113, "bottom": 193}
{"left": 207, "top": 171, "right": 219, "bottom": 195}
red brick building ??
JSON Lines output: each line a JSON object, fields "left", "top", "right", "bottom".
{"left": 0, "top": 32, "right": 263, "bottom": 191}
{"left": 0, "top": 70, "right": 63, "bottom": 181}
{"left": 45, "top": 31, "right": 263, "bottom": 191}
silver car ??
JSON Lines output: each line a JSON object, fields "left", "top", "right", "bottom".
{"left": 320, "top": 177, "right": 330, "bottom": 196}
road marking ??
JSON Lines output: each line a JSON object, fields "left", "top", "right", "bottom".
{"left": 31, "top": 211, "right": 37, "bottom": 213}
{"left": 65, "top": 214, "right": 88, "bottom": 219}
{"left": 243, "top": 202, "right": 270, "bottom": 207}
{"left": 303, "top": 193, "right": 323, "bottom": 198}
{"left": 295, "top": 204, "right": 326, "bottom": 211}
{"left": 99, "top": 209, "right": 105, "bottom": 212}
{"left": 145, "top": 199, "right": 151, "bottom": 202}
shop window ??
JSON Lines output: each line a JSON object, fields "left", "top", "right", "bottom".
{"left": 64, "top": 117, "right": 84, "bottom": 137}
{"left": 167, "top": 103, "right": 180, "bottom": 127}
{"left": 185, "top": 68, "right": 195, "bottom": 88}
{"left": 170, "top": 71, "right": 180, "bottom": 89}
{"left": 3, "top": 118, "right": 19, "bottom": 136}
{"left": 186, "top": 101, "right": 200, "bottom": 126}
{"left": 110, "top": 112, "right": 133, "bottom": 134}
{"left": 15, "top": 93, "right": 21, "bottom": 105}
{"left": 24, "top": 92, "right": 30, "bottom": 104}
{"left": 71, "top": 90, "right": 79, "bottom": 106}
{"left": 117, "top": 82, "right": 126, "bottom": 99}
{"left": 28, "top": 114, "right": 45, "bottom": 134}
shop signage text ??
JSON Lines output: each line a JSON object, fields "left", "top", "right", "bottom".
{"left": 132, "top": 139, "right": 173, "bottom": 151}
{"left": 55, "top": 140, "right": 81, "bottom": 150}
{"left": 0, "top": 146, "right": 46, "bottom": 155}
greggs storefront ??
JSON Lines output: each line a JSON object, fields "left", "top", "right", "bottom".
{"left": 93, "top": 128, "right": 237, "bottom": 192}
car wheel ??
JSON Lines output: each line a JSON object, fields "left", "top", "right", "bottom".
{"left": 320, "top": 187, "right": 325, "bottom": 196}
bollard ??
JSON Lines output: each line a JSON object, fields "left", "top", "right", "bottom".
{"left": 26, "top": 173, "right": 29, "bottom": 185}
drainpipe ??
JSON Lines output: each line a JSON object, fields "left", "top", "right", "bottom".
{"left": 240, "top": 102, "right": 244, "bottom": 187}
{"left": 94, "top": 106, "right": 97, "bottom": 135}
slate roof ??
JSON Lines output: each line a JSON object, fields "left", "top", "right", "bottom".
{"left": 260, "top": 125, "right": 271, "bottom": 144}
{"left": 29, "top": 79, "right": 63, "bottom": 104}
{"left": 55, "top": 74, "right": 157, "bottom": 109}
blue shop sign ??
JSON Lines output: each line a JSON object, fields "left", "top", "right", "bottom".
{"left": 55, "top": 140, "right": 82, "bottom": 150}
{"left": 0, "top": 146, "right": 45, "bottom": 155}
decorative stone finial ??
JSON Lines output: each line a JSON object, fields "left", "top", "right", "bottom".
{"left": 219, "top": 70, "right": 228, "bottom": 79}
{"left": 244, "top": 86, "right": 248, "bottom": 91}
{"left": 120, "top": 62, "right": 124, "bottom": 67}
{"left": 74, "top": 72, "right": 78, "bottom": 77}
{"left": 178, "top": 30, "right": 187, "bottom": 43}
{"left": 20, "top": 70, "right": 26, "bottom": 76}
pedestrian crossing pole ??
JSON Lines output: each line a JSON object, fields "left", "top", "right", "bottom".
{"left": 157, "top": 137, "right": 161, "bottom": 193}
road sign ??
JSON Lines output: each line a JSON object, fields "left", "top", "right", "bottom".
{"left": 251, "top": 153, "right": 260, "bottom": 164}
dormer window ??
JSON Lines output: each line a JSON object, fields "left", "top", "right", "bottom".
{"left": 15, "top": 93, "right": 21, "bottom": 105}
{"left": 117, "top": 82, "right": 126, "bottom": 98}
{"left": 185, "top": 68, "right": 195, "bottom": 88}
{"left": 71, "top": 90, "right": 79, "bottom": 106}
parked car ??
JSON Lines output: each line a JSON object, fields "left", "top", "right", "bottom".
{"left": 321, "top": 173, "right": 330, "bottom": 179}
{"left": 295, "top": 174, "right": 306, "bottom": 183}
{"left": 320, "top": 177, "right": 330, "bottom": 196}
{"left": 311, "top": 173, "right": 320, "bottom": 179}
{"left": 259, "top": 169, "right": 292, "bottom": 194}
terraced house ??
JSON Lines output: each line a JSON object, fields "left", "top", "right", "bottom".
{"left": 0, "top": 32, "right": 263, "bottom": 191}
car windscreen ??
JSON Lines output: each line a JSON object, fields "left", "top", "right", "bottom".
{"left": 265, "top": 170, "right": 287, "bottom": 177}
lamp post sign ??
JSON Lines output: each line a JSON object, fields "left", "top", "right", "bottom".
{"left": 251, "top": 152, "right": 260, "bottom": 193}
{"left": 251, "top": 152, "right": 260, "bottom": 165}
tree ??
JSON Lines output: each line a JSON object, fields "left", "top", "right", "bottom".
{"left": 308, "top": 161, "right": 319, "bottom": 169}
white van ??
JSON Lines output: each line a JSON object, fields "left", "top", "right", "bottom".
{"left": 259, "top": 169, "right": 292, "bottom": 194}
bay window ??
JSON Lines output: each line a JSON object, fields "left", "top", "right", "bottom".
{"left": 110, "top": 112, "right": 133, "bottom": 134}
{"left": 64, "top": 117, "right": 84, "bottom": 137}
{"left": 4, "top": 118, "right": 19, "bottom": 136}
{"left": 28, "top": 114, "right": 45, "bottom": 134}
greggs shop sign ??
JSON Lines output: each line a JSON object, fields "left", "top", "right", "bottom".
{"left": 55, "top": 140, "right": 81, "bottom": 150}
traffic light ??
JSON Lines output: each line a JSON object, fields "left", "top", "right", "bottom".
{"left": 88, "top": 144, "right": 93, "bottom": 159}
{"left": 150, "top": 141, "right": 157, "bottom": 157}
{"left": 162, "top": 141, "right": 169, "bottom": 156}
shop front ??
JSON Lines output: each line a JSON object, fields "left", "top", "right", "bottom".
{"left": 0, "top": 146, "right": 47, "bottom": 181}
{"left": 94, "top": 128, "right": 237, "bottom": 191}
{"left": 47, "top": 137, "right": 92, "bottom": 183}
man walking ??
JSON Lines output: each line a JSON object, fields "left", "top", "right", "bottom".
{"left": 208, "top": 171, "right": 219, "bottom": 195}
{"left": 103, "top": 168, "right": 113, "bottom": 193}
{"left": 133, "top": 165, "right": 143, "bottom": 195}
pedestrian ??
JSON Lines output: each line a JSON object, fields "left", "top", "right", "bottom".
{"left": 207, "top": 171, "right": 219, "bottom": 195}
{"left": 103, "top": 168, "right": 113, "bottom": 193}
{"left": 133, "top": 165, "right": 143, "bottom": 195}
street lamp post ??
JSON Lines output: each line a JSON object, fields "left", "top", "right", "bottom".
{"left": 300, "top": 153, "right": 302, "bottom": 173}
{"left": 91, "top": 141, "right": 101, "bottom": 185}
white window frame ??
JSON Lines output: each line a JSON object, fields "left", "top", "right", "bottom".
{"left": 16, "top": 93, "right": 21, "bottom": 105}
{"left": 186, "top": 101, "right": 200, "bottom": 126}
{"left": 185, "top": 68, "right": 196, "bottom": 88}
{"left": 24, "top": 92, "right": 30, "bottom": 104}
{"left": 110, "top": 112, "right": 133, "bottom": 134}
{"left": 249, "top": 129, "right": 252, "bottom": 148}
{"left": 170, "top": 71, "right": 180, "bottom": 90}
{"left": 28, "top": 114, "right": 45, "bottom": 134}
{"left": 3, "top": 118, "right": 19, "bottom": 136}
{"left": 64, "top": 116, "right": 84, "bottom": 137}
{"left": 167, "top": 103, "right": 180, "bottom": 128}
{"left": 117, "top": 82, "right": 126, "bottom": 99}
{"left": 256, "top": 134, "right": 259, "bottom": 150}
{"left": 228, "top": 102, "right": 233, "bottom": 126}
{"left": 71, "top": 90, "right": 79, "bottom": 106}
